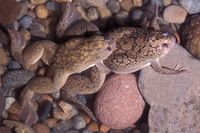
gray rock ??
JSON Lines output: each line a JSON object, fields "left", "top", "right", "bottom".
{"left": 139, "top": 44, "right": 200, "bottom": 133}
{"left": 130, "top": 9, "right": 145, "bottom": 26}
{"left": 179, "top": 0, "right": 200, "bottom": 14}
{"left": 29, "top": 21, "right": 45, "bottom": 32}
{"left": 16, "top": 1, "right": 28, "bottom": 20}
{"left": 106, "top": 0, "right": 120, "bottom": 14}
{"left": 115, "top": 10, "right": 129, "bottom": 26}
{"left": 29, "top": 29, "right": 46, "bottom": 38}
{"left": 0, "top": 87, "right": 15, "bottom": 98}
{"left": 72, "top": 115, "right": 86, "bottom": 130}
{"left": 76, "top": 94, "right": 87, "bottom": 105}
{"left": 2, "top": 70, "right": 35, "bottom": 88}
{"left": 19, "top": 15, "right": 33, "bottom": 28}
{"left": 53, "top": 120, "right": 73, "bottom": 133}
{"left": 8, "top": 60, "right": 21, "bottom": 69}
{"left": 65, "top": 130, "right": 80, "bottom": 133}
{"left": 46, "top": 1, "right": 59, "bottom": 12}
{"left": 82, "top": 130, "right": 92, "bottom": 133}
{"left": 12, "top": 20, "right": 20, "bottom": 31}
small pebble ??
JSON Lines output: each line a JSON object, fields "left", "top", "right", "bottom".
{"left": 12, "top": 20, "right": 20, "bottom": 30}
{"left": 0, "top": 48, "right": 8, "bottom": 65}
{"left": 87, "top": 121, "right": 99, "bottom": 132}
{"left": 37, "top": 100, "right": 52, "bottom": 122}
{"left": 29, "top": 29, "right": 47, "bottom": 38}
{"left": 100, "top": 125, "right": 110, "bottom": 133}
{"left": 32, "top": 123, "right": 50, "bottom": 133}
{"left": 72, "top": 115, "right": 86, "bottom": 130}
{"left": 43, "top": 118, "right": 58, "bottom": 128}
{"left": 46, "top": 1, "right": 60, "bottom": 12}
{"left": 115, "top": 10, "right": 129, "bottom": 26}
{"left": 53, "top": 107, "right": 77, "bottom": 120}
{"left": 0, "top": 91, "right": 6, "bottom": 117}
{"left": 80, "top": 112, "right": 91, "bottom": 124}
{"left": 5, "top": 97, "right": 15, "bottom": 111}
{"left": 35, "top": 5, "right": 48, "bottom": 19}
{"left": 19, "top": 15, "right": 33, "bottom": 28}
{"left": 179, "top": 0, "right": 200, "bottom": 14}
{"left": 76, "top": 94, "right": 87, "bottom": 105}
{"left": 0, "top": 126, "right": 12, "bottom": 133}
{"left": 163, "top": 5, "right": 187, "bottom": 24}
{"left": 53, "top": 120, "right": 73, "bottom": 133}
{"left": 16, "top": 1, "right": 28, "bottom": 20}
{"left": 106, "top": 0, "right": 120, "bottom": 14}
{"left": 65, "top": 130, "right": 80, "bottom": 133}
{"left": 120, "top": 0, "right": 134, "bottom": 12}
{"left": 150, "top": 0, "right": 163, "bottom": 7}
{"left": 7, "top": 100, "right": 19, "bottom": 114}
{"left": 132, "top": 0, "right": 143, "bottom": 7}
{"left": 97, "top": 6, "right": 112, "bottom": 21}
{"left": 29, "top": 21, "right": 45, "bottom": 32}
{"left": 51, "top": 90, "right": 60, "bottom": 99}
{"left": 163, "top": 0, "right": 172, "bottom": 6}
{"left": 130, "top": 9, "right": 145, "bottom": 26}
{"left": 0, "top": 87, "right": 15, "bottom": 97}
{"left": 82, "top": 130, "right": 92, "bottom": 133}
{"left": 8, "top": 60, "right": 21, "bottom": 69}
{"left": 59, "top": 101, "right": 79, "bottom": 116}
{"left": 30, "top": 0, "right": 47, "bottom": 5}
{"left": 86, "top": 7, "right": 99, "bottom": 21}
{"left": 2, "top": 70, "right": 35, "bottom": 88}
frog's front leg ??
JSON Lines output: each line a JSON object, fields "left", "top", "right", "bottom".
{"left": 151, "top": 59, "right": 187, "bottom": 74}
{"left": 61, "top": 66, "right": 107, "bottom": 122}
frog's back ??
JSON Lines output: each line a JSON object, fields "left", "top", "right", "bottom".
{"left": 104, "top": 27, "right": 175, "bottom": 74}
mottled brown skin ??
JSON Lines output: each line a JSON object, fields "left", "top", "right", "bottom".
{"left": 19, "top": 34, "right": 116, "bottom": 123}
{"left": 182, "top": 15, "right": 200, "bottom": 58}
{"left": 61, "top": 66, "right": 106, "bottom": 121}
{"left": 103, "top": 27, "right": 184, "bottom": 74}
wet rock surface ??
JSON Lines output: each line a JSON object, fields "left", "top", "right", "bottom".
{"left": 139, "top": 44, "right": 200, "bottom": 133}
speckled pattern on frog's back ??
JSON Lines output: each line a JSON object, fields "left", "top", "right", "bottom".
{"left": 53, "top": 35, "right": 115, "bottom": 73}
{"left": 103, "top": 27, "right": 175, "bottom": 74}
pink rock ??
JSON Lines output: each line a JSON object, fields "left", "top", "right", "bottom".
{"left": 94, "top": 74, "right": 145, "bottom": 129}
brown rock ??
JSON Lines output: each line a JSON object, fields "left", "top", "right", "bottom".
{"left": 94, "top": 74, "right": 145, "bottom": 129}
{"left": 32, "top": 123, "right": 50, "bottom": 133}
{"left": 163, "top": 5, "right": 187, "bottom": 24}
{"left": 139, "top": 44, "right": 200, "bottom": 133}
{"left": 0, "top": 91, "right": 6, "bottom": 117}
{"left": 97, "top": 6, "right": 112, "bottom": 21}
{"left": 106, "top": 0, "right": 120, "bottom": 14}
{"left": 100, "top": 124, "right": 110, "bottom": 133}
{"left": 162, "top": 0, "right": 172, "bottom": 6}
{"left": 80, "top": 112, "right": 91, "bottom": 124}
{"left": 0, "top": 48, "right": 8, "bottom": 65}
{"left": 30, "top": 0, "right": 47, "bottom": 5}
{"left": 84, "top": 0, "right": 106, "bottom": 7}
{"left": 43, "top": 118, "right": 58, "bottom": 128}
{"left": 115, "top": 10, "right": 129, "bottom": 26}
{"left": 120, "top": 0, "right": 134, "bottom": 12}
{"left": 132, "top": 0, "right": 142, "bottom": 7}
{"left": 0, "top": 0, "right": 20, "bottom": 24}
{"left": 8, "top": 113, "right": 21, "bottom": 121}
{"left": 87, "top": 121, "right": 99, "bottom": 132}
{"left": 35, "top": 5, "right": 48, "bottom": 19}
{"left": 87, "top": 7, "right": 98, "bottom": 21}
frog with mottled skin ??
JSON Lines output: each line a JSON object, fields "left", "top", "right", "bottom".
{"left": 18, "top": 34, "right": 116, "bottom": 123}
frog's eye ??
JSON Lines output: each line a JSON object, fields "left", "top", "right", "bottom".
{"left": 106, "top": 47, "right": 112, "bottom": 51}
{"left": 104, "top": 37, "right": 110, "bottom": 42}
{"left": 162, "top": 31, "right": 168, "bottom": 37}
{"left": 162, "top": 43, "right": 168, "bottom": 49}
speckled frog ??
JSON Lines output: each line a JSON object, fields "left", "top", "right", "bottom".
{"left": 18, "top": 34, "right": 116, "bottom": 123}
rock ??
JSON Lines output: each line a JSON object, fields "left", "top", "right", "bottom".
{"left": 29, "top": 29, "right": 47, "bottom": 38}
{"left": 0, "top": 91, "right": 6, "bottom": 117}
{"left": 163, "top": 0, "right": 172, "bottom": 6}
{"left": 35, "top": 5, "right": 48, "bottom": 19}
{"left": 16, "top": 1, "right": 28, "bottom": 20}
{"left": 132, "top": 129, "right": 142, "bottom": 133}
{"left": 86, "top": 121, "right": 99, "bottom": 132}
{"left": 97, "top": 6, "right": 112, "bottom": 21}
{"left": 8, "top": 60, "right": 21, "bottom": 69}
{"left": 106, "top": 0, "right": 120, "bottom": 14}
{"left": 19, "top": 15, "right": 33, "bottom": 28}
{"left": 0, "top": 65, "right": 4, "bottom": 76}
{"left": 94, "top": 74, "right": 145, "bottom": 129}
{"left": 82, "top": 130, "right": 92, "bottom": 133}
{"left": 7, "top": 100, "right": 19, "bottom": 114}
{"left": 53, "top": 120, "right": 73, "bottom": 133}
{"left": 12, "top": 20, "right": 20, "bottom": 31}
{"left": 58, "top": 101, "right": 79, "bottom": 117}
{"left": 83, "top": 0, "right": 106, "bottom": 7}
{"left": 139, "top": 44, "right": 200, "bottom": 133}
{"left": 86, "top": 7, "right": 99, "bottom": 21}
{"left": 150, "top": 0, "right": 163, "bottom": 7}
{"left": 130, "top": 9, "right": 145, "bottom": 26}
{"left": 0, "top": 126, "right": 12, "bottom": 133}
{"left": 37, "top": 100, "right": 52, "bottom": 122}
{"left": 46, "top": 1, "right": 59, "bottom": 12}
{"left": 72, "top": 115, "right": 86, "bottom": 130}
{"left": 120, "top": 0, "right": 134, "bottom": 12}
{"left": 115, "top": 10, "right": 129, "bottom": 26}
{"left": 65, "top": 130, "right": 80, "bottom": 133}
{"left": 0, "top": 0, "right": 20, "bottom": 24}
{"left": 163, "top": 5, "right": 187, "bottom": 24}
{"left": 132, "top": 0, "right": 143, "bottom": 7}
{"left": 2, "top": 70, "right": 35, "bottom": 89}
{"left": 30, "top": 0, "right": 47, "bottom": 5}
{"left": 29, "top": 21, "right": 45, "bottom": 32}
{"left": 76, "top": 94, "right": 87, "bottom": 105}
{"left": 0, "top": 48, "right": 8, "bottom": 65}
{"left": 0, "top": 87, "right": 15, "bottom": 98}
{"left": 43, "top": 118, "right": 58, "bottom": 128}
{"left": 179, "top": 0, "right": 200, "bottom": 14}
{"left": 32, "top": 123, "right": 50, "bottom": 133}
{"left": 100, "top": 125, "right": 110, "bottom": 133}
{"left": 182, "top": 15, "right": 200, "bottom": 58}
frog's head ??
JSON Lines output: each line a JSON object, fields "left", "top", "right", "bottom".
{"left": 147, "top": 30, "right": 176, "bottom": 58}
{"left": 89, "top": 34, "right": 116, "bottom": 61}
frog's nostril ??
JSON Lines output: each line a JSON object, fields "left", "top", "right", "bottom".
{"left": 106, "top": 47, "right": 112, "bottom": 51}
{"left": 104, "top": 37, "right": 110, "bottom": 42}
{"left": 162, "top": 31, "right": 168, "bottom": 37}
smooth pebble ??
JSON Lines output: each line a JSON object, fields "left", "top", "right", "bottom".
{"left": 8, "top": 60, "right": 21, "bottom": 69}
{"left": 72, "top": 115, "right": 86, "bottom": 130}
{"left": 19, "top": 15, "right": 33, "bottom": 28}
{"left": 46, "top": 1, "right": 59, "bottom": 12}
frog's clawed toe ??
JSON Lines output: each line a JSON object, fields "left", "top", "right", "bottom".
{"left": 173, "top": 61, "right": 188, "bottom": 74}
